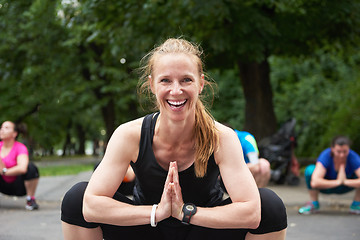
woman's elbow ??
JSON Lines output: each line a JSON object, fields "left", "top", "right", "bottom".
{"left": 310, "top": 180, "right": 318, "bottom": 189}
{"left": 19, "top": 167, "right": 28, "bottom": 175}
{"left": 82, "top": 195, "right": 96, "bottom": 222}
{"left": 248, "top": 208, "right": 261, "bottom": 229}
{"left": 240, "top": 202, "right": 260, "bottom": 229}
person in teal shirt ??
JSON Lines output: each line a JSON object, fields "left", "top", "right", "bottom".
{"left": 235, "top": 130, "right": 271, "bottom": 188}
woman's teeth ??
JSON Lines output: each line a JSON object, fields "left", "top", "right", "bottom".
{"left": 167, "top": 100, "right": 187, "bottom": 108}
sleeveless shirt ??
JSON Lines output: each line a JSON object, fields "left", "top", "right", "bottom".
{"left": 130, "top": 113, "right": 224, "bottom": 207}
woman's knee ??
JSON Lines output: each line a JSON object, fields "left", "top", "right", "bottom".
{"left": 24, "top": 162, "right": 40, "bottom": 180}
{"left": 304, "top": 164, "right": 315, "bottom": 189}
{"left": 259, "top": 188, "right": 286, "bottom": 215}
{"left": 259, "top": 159, "right": 271, "bottom": 176}
{"left": 304, "top": 164, "right": 315, "bottom": 178}
{"left": 61, "top": 182, "right": 89, "bottom": 225}
{"left": 254, "top": 188, "right": 287, "bottom": 234}
{"left": 62, "top": 182, "right": 88, "bottom": 209}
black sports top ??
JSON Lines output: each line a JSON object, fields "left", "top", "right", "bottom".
{"left": 130, "top": 112, "right": 224, "bottom": 207}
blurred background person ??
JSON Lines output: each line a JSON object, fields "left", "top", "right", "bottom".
{"left": 0, "top": 121, "right": 40, "bottom": 210}
{"left": 298, "top": 135, "right": 360, "bottom": 214}
{"left": 235, "top": 130, "right": 271, "bottom": 188}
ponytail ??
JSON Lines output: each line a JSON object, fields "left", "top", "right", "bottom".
{"left": 194, "top": 100, "right": 219, "bottom": 177}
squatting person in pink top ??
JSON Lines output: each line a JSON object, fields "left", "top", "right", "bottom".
{"left": 0, "top": 121, "right": 40, "bottom": 210}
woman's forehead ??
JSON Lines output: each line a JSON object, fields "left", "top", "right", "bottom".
{"left": 2, "top": 121, "right": 15, "bottom": 129}
{"left": 152, "top": 53, "right": 200, "bottom": 74}
{"left": 332, "top": 144, "right": 350, "bottom": 151}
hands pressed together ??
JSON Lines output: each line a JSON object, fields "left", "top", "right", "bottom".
{"left": 156, "top": 161, "right": 185, "bottom": 223}
{"left": 337, "top": 164, "right": 349, "bottom": 186}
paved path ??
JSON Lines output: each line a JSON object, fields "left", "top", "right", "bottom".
{"left": 1, "top": 167, "right": 359, "bottom": 239}
{"left": 0, "top": 171, "right": 92, "bottom": 240}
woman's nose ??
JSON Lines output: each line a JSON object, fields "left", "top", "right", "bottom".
{"left": 170, "top": 82, "right": 183, "bottom": 95}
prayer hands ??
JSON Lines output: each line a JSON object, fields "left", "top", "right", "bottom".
{"left": 157, "top": 161, "right": 184, "bottom": 222}
{"left": 337, "top": 164, "right": 347, "bottom": 185}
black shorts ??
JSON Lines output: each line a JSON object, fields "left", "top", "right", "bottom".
{"left": 0, "top": 162, "right": 39, "bottom": 196}
{"left": 61, "top": 182, "right": 287, "bottom": 240}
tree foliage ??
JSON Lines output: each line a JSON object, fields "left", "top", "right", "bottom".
{"left": 271, "top": 49, "right": 360, "bottom": 156}
{"left": 0, "top": 0, "right": 359, "bottom": 158}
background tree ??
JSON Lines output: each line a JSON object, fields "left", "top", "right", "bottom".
{"left": 1, "top": 0, "right": 359, "bottom": 159}
{"left": 182, "top": 0, "right": 360, "bottom": 140}
{"left": 271, "top": 50, "right": 360, "bottom": 156}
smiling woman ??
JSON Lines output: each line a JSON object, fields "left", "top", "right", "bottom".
{"left": 61, "top": 38, "right": 287, "bottom": 240}
{"left": 140, "top": 39, "right": 217, "bottom": 177}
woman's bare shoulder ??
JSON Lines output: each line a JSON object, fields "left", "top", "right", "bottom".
{"left": 214, "top": 121, "right": 242, "bottom": 164}
{"left": 113, "top": 117, "right": 145, "bottom": 141}
{"left": 215, "top": 121, "right": 237, "bottom": 139}
{"left": 103, "top": 116, "right": 146, "bottom": 164}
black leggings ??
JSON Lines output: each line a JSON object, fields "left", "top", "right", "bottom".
{"left": 0, "top": 162, "right": 39, "bottom": 196}
{"left": 61, "top": 182, "right": 287, "bottom": 240}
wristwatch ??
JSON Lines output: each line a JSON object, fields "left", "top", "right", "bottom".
{"left": 181, "top": 203, "right": 197, "bottom": 225}
{"left": 2, "top": 168, "right": 7, "bottom": 175}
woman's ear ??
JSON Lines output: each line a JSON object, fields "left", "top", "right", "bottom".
{"left": 199, "top": 74, "right": 205, "bottom": 94}
{"left": 149, "top": 75, "right": 155, "bottom": 94}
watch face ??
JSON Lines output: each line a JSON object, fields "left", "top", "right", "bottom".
{"left": 185, "top": 205, "right": 195, "bottom": 211}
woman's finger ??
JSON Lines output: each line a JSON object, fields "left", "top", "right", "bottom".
{"left": 172, "top": 162, "right": 179, "bottom": 184}
{"left": 169, "top": 162, "right": 184, "bottom": 220}
{"left": 164, "top": 162, "right": 174, "bottom": 186}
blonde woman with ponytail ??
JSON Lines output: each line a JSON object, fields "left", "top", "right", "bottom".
{"left": 61, "top": 38, "right": 287, "bottom": 240}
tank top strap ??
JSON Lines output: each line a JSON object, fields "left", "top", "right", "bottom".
{"left": 136, "top": 112, "right": 159, "bottom": 166}
{"left": 149, "top": 112, "right": 159, "bottom": 144}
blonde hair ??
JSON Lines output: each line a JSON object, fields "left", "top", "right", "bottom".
{"left": 138, "top": 38, "right": 219, "bottom": 177}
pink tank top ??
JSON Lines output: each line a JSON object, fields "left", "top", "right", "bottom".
{"left": 0, "top": 141, "right": 28, "bottom": 183}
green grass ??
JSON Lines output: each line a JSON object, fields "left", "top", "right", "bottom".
{"left": 33, "top": 154, "right": 94, "bottom": 162}
{"left": 38, "top": 164, "right": 94, "bottom": 176}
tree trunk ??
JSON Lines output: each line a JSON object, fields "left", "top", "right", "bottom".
{"left": 79, "top": 43, "right": 116, "bottom": 147}
{"left": 76, "top": 123, "right": 86, "bottom": 155}
{"left": 100, "top": 98, "right": 116, "bottom": 145}
{"left": 62, "top": 121, "right": 72, "bottom": 157}
{"left": 237, "top": 59, "right": 277, "bottom": 141}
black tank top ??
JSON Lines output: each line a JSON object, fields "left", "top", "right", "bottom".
{"left": 130, "top": 113, "right": 224, "bottom": 207}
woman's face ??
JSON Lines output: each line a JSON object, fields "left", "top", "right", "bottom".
{"left": 0, "top": 121, "right": 17, "bottom": 140}
{"left": 331, "top": 144, "right": 350, "bottom": 163}
{"left": 150, "top": 53, "right": 204, "bottom": 121}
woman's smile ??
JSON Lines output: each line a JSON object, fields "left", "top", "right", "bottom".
{"left": 167, "top": 99, "right": 187, "bottom": 110}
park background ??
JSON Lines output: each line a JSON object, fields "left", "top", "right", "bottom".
{"left": 1, "top": 0, "right": 360, "bottom": 167}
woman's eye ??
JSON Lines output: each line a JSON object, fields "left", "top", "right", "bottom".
{"left": 183, "top": 78, "right": 192, "bottom": 83}
{"left": 160, "top": 78, "right": 169, "bottom": 83}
